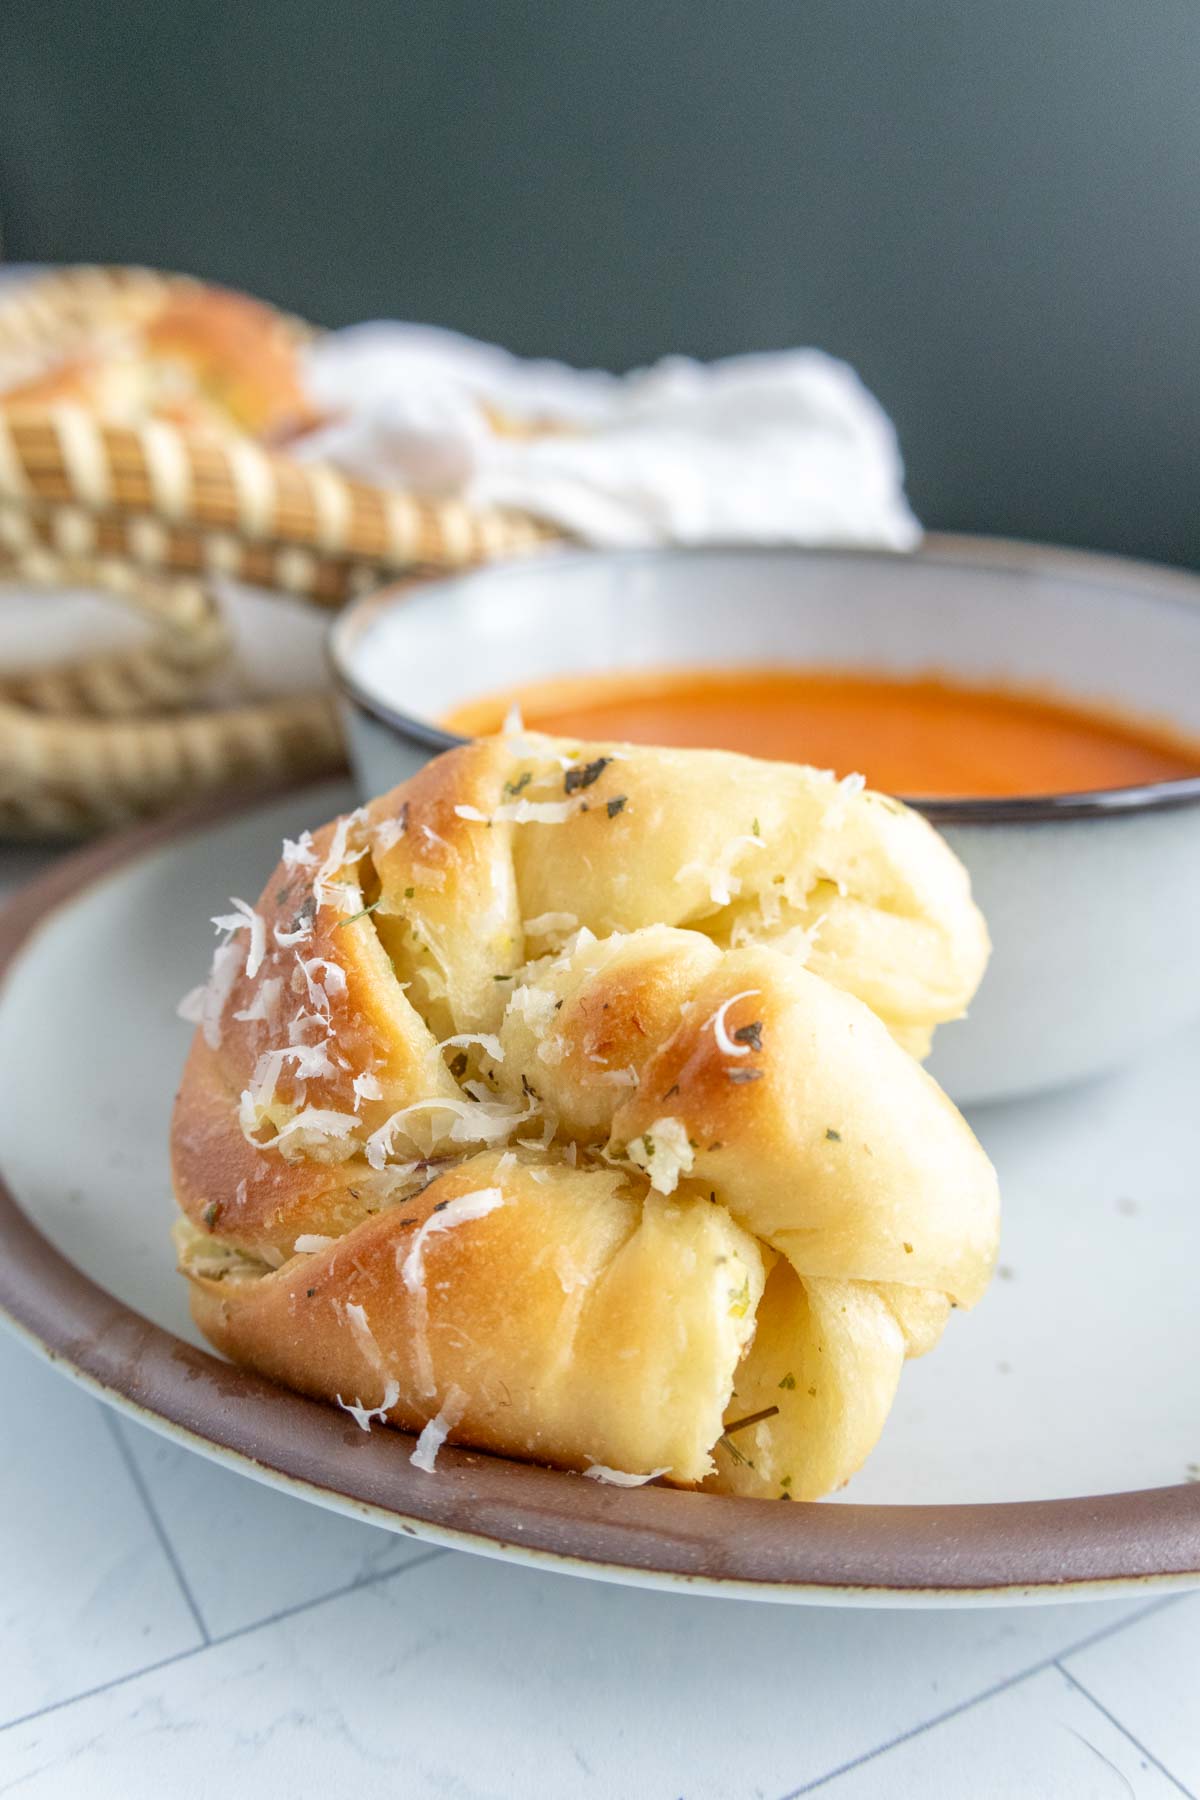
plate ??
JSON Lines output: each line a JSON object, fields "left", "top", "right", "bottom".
{"left": 1, "top": 782, "right": 1198, "bottom": 1606}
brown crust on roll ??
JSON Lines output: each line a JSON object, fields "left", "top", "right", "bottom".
{"left": 172, "top": 733, "right": 999, "bottom": 1495}
{"left": 1, "top": 281, "right": 316, "bottom": 441}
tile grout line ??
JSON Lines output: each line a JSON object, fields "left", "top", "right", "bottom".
{"left": 101, "top": 1407, "right": 211, "bottom": 1646}
{"left": 1054, "top": 1661, "right": 1198, "bottom": 1800}
{"left": 0, "top": 1543, "right": 450, "bottom": 1737}
{"left": 774, "top": 1591, "right": 1191, "bottom": 1799}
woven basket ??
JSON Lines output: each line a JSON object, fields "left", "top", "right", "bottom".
{"left": 0, "top": 266, "right": 560, "bottom": 835}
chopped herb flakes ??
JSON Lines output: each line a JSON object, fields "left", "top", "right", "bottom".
{"left": 778, "top": 1371, "right": 796, "bottom": 1390}
{"left": 825, "top": 1127, "right": 842, "bottom": 1142}
{"left": 903, "top": 1241, "right": 914, "bottom": 1254}
{"left": 727, "top": 1067, "right": 763, "bottom": 1084}
{"left": 504, "top": 770, "right": 532, "bottom": 798}
{"left": 728, "top": 1273, "right": 751, "bottom": 1317}
{"left": 306, "top": 1287, "right": 316, "bottom": 1298}
{"left": 336, "top": 898, "right": 383, "bottom": 927}
{"left": 752, "top": 817, "right": 760, "bottom": 837}
{"left": 662, "top": 1082, "right": 680, "bottom": 1100}
{"left": 432, "top": 1199, "right": 449, "bottom": 1214}
{"left": 723, "top": 1405, "right": 780, "bottom": 1437}
{"left": 449, "top": 1052, "right": 468, "bottom": 1079}
{"left": 404, "top": 886, "right": 415, "bottom": 898}
{"left": 493, "top": 973, "right": 512, "bottom": 982}
{"left": 202, "top": 1202, "right": 220, "bottom": 1229}
{"left": 732, "top": 1020, "right": 763, "bottom": 1051}
{"left": 564, "top": 756, "right": 611, "bottom": 794}
{"left": 606, "top": 795, "right": 627, "bottom": 818}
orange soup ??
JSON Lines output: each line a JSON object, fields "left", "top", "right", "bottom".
{"left": 444, "top": 667, "right": 1200, "bottom": 800}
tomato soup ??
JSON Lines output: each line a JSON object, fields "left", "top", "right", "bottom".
{"left": 444, "top": 667, "right": 1200, "bottom": 800}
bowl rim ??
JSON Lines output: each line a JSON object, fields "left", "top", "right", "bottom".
{"left": 329, "top": 534, "right": 1200, "bottom": 826}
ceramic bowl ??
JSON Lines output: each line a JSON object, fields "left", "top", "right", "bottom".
{"left": 329, "top": 537, "right": 1200, "bottom": 1105}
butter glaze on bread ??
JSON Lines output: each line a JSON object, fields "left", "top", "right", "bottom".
{"left": 172, "top": 733, "right": 999, "bottom": 1498}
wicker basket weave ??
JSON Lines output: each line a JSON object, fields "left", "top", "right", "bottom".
{"left": 0, "top": 266, "right": 560, "bottom": 836}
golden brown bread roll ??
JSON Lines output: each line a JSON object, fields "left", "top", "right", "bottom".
{"left": 172, "top": 732, "right": 999, "bottom": 1498}
{"left": 0, "top": 282, "right": 316, "bottom": 441}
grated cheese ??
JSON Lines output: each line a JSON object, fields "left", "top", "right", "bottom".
{"left": 177, "top": 939, "right": 244, "bottom": 1049}
{"left": 233, "top": 975, "right": 282, "bottom": 1026}
{"left": 627, "top": 1116, "right": 695, "bottom": 1196}
{"left": 399, "top": 1188, "right": 505, "bottom": 1396}
{"left": 583, "top": 1464, "right": 671, "bottom": 1486}
{"left": 675, "top": 834, "right": 766, "bottom": 908}
{"left": 455, "top": 799, "right": 578, "bottom": 826}
{"left": 440, "top": 1031, "right": 505, "bottom": 1063}
{"left": 293, "top": 1233, "right": 337, "bottom": 1254}
{"left": 709, "top": 989, "right": 762, "bottom": 1058}
{"left": 523, "top": 911, "right": 579, "bottom": 937}
{"left": 296, "top": 954, "right": 348, "bottom": 1015}
{"left": 271, "top": 1108, "right": 361, "bottom": 1160}
{"left": 274, "top": 918, "right": 313, "bottom": 949}
{"left": 352, "top": 1070, "right": 384, "bottom": 1111}
{"left": 410, "top": 1384, "right": 468, "bottom": 1473}
{"left": 373, "top": 816, "right": 405, "bottom": 853}
{"left": 313, "top": 808, "right": 368, "bottom": 911}
{"left": 281, "top": 830, "right": 317, "bottom": 869}
{"left": 211, "top": 898, "right": 267, "bottom": 980}
{"left": 372, "top": 1094, "right": 538, "bottom": 1166}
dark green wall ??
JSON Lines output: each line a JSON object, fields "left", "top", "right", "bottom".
{"left": 4, "top": 1, "right": 1198, "bottom": 566}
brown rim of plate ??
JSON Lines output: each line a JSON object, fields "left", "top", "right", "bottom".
{"left": 1, "top": 785, "right": 1199, "bottom": 1602}
{"left": 328, "top": 533, "right": 1200, "bottom": 828}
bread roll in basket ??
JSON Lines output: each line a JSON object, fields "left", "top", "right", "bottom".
{"left": 172, "top": 733, "right": 999, "bottom": 1498}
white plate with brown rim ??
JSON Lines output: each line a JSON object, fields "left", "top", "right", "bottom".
{"left": 1, "top": 779, "right": 1198, "bottom": 1607}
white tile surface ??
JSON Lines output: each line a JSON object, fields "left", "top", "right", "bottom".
{"left": 809, "top": 1665, "right": 1187, "bottom": 1800}
{"left": 1064, "top": 1594, "right": 1200, "bottom": 1793}
{"left": 0, "top": 1333, "right": 203, "bottom": 1727}
{"left": 0, "top": 1547, "right": 1173, "bottom": 1800}
{"left": 113, "top": 1413, "right": 428, "bottom": 1638}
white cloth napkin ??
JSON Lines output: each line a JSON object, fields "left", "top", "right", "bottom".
{"left": 297, "top": 325, "right": 920, "bottom": 550}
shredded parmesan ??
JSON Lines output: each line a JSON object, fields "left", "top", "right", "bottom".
{"left": 366, "top": 1096, "right": 535, "bottom": 1168}
{"left": 597, "top": 1066, "right": 639, "bottom": 1088}
{"left": 505, "top": 984, "right": 559, "bottom": 1034}
{"left": 282, "top": 830, "right": 317, "bottom": 869}
{"left": 455, "top": 799, "right": 578, "bottom": 826}
{"left": 296, "top": 954, "right": 348, "bottom": 1014}
{"left": 840, "top": 771, "right": 866, "bottom": 796}
{"left": 440, "top": 1031, "right": 504, "bottom": 1062}
{"left": 233, "top": 975, "right": 282, "bottom": 1026}
{"left": 522, "top": 911, "right": 579, "bottom": 937}
{"left": 313, "top": 808, "right": 368, "bottom": 911}
{"left": 211, "top": 898, "right": 267, "bottom": 980}
{"left": 352, "top": 1070, "right": 384, "bottom": 1110}
{"left": 627, "top": 1117, "right": 695, "bottom": 1196}
{"left": 583, "top": 1464, "right": 671, "bottom": 1487}
{"left": 177, "top": 939, "right": 244, "bottom": 1049}
{"left": 400, "top": 1188, "right": 505, "bottom": 1395}
{"left": 410, "top": 1384, "right": 468, "bottom": 1473}
{"left": 293, "top": 1233, "right": 337, "bottom": 1254}
{"left": 337, "top": 1384, "right": 399, "bottom": 1432}
{"left": 675, "top": 834, "right": 766, "bottom": 908}
{"left": 274, "top": 918, "right": 313, "bottom": 949}
{"left": 373, "top": 815, "right": 406, "bottom": 853}
{"left": 710, "top": 989, "right": 762, "bottom": 1057}
{"left": 271, "top": 1108, "right": 361, "bottom": 1160}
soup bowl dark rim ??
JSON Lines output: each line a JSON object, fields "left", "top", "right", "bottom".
{"left": 329, "top": 535, "right": 1200, "bottom": 827}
